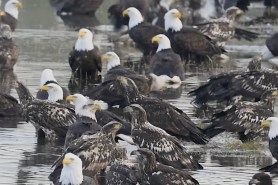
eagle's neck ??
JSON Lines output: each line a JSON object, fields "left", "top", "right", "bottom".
{"left": 165, "top": 17, "right": 182, "bottom": 32}
{"left": 129, "top": 16, "right": 143, "bottom": 29}
{"left": 107, "top": 58, "right": 120, "bottom": 71}
{"left": 75, "top": 38, "right": 94, "bottom": 51}
{"left": 59, "top": 164, "right": 83, "bottom": 185}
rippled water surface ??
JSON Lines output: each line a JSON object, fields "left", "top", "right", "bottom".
{"left": 1, "top": 0, "right": 278, "bottom": 184}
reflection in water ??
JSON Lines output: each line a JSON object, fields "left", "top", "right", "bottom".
{"left": 68, "top": 75, "right": 102, "bottom": 94}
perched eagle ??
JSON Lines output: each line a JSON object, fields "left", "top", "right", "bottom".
{"left": 85, "top": 76, "right": 207, "bottom": 144}
{"left": 36, "top": 69, "right": 70, "bottom": 101}
{"left": 188, "top": 55, "right": 263, "bottom": 107}
{"left": 49, "top": 121, "right": 122, "bottom": 182}
{"left": 0, "top": 0, "right": 22, "bottom": 31}
{"left": 69, "top": 28, "right": 102, "bottom": 81}
{"left": 16, "top": 81, "right": 76, "bottom": 141}
{"left": 122, "top": 7, "right": 165, "bottom": 56}
{"left": 149, "top": 34, "right": 184, "bottom": 81}
{"left": 249, "top": 172, "right": 272, "bottom": 185}
{"left": 204, "top": 89, "right": 278, "bottom": 142}
{"left": 131, "top": 148, "right": 200, "bottom": 185}
{"left": 56, "top": 153, "right": 99, "bottom": 185}
{"left": 0, "top": 23, "right": 18, "bottom": 70}
{"left": 123, "top": 104, "right": 203, "bottom": 170}
{"left": 164, "top": 9, "right": 224, "bottom": 61}
{"left": 65, "top": 93, "right": 131, "bottom": 145}
{"left": 197, "top": 6, "right": 258, "bottom": 46}
{"left": 260, "top": 117, "right": 278, "bottom": 174}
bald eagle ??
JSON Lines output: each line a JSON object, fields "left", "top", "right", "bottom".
{"left": 50, "top": 0, "right": 104, "bottom": 16}
{"left": 122, "top": 7, "right": 165, "bottom": 56}
{"left": 36, "top": 69, "right": 70, "bottom": 101}
{"left": 249, "top": 172, "right": 272, "bottom": 185}
{"left": 131, "top": 148, "right": 200, "bottom": 185}
{"left": 149, "top": 34, "right": 184, "bottom": 81}
{"left": 16, "top": 81, "right": 76, "bottom": 141}
{"left": 69, "top": 28, "right": 102, "bottom": 81}
{"left": 86, "top": 76, "right": 207, "bottom": 144}
{"left": 65, "top": 93, "right": 131, "bottom": 145}
{"left": 55, "top": 153, "right": 99, "bottom": 185}
{"left": 204, "top": 89, "right": 278, "bottom": 142}
{"left": 50, "top": 121, "right": 122, "bottom": 181}
{"left": 0, "top": 23, "right": 18, "bottom": 70}
{"left": 197, "top": 7, "right": 258, "bottom": 46}
{"left": 189, "top": 55, "right": 263, "bottom": 107}
{"left": 260, "top": 117, "right": 278, "bottom": 174}
{"left": 123, "top": 104, "right": 203, "bottom": 170}
{"left": 164, "top": 9, "right": 225, "bottom": 61}
{"left": 0, "top": 0, "right": 22, "bottom": 31}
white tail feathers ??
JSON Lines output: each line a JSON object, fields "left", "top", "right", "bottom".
{"left": 149, "top": 73, "right": 182, "bottom": 91}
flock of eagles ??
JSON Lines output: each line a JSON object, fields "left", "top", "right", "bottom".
{"left": 1, "top": 0, "right": 278, "bottom": 184}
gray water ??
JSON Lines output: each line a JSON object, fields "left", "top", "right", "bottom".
{"left": 1, "top": 0, "right": 278, "bottom": 184}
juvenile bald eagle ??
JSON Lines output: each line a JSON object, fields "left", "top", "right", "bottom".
{"left": 249, "top": 172, "right": 272, "bottom": 185}
{"left": 37, "top": 69, "right": 69, "bottom": 101}
{"left": 69, "top": 28, "right": 102, "bottom": 81}
{"left": 85, "top": 76, "right": 207, "bottom": 144}
{"left": 50, "top": 121, "right": 122, "bottom": 181}
{"left": 16, "top": 81, "right": 76, "bottom": 141}
{"left": 50, "top": 0, "right": 104, "bottom": 16}
{"left": 189, "top": 55, "right": 264, "bottom": 107}
{"left": 197, "top": 7, "right": 258, "bottom": 46}
{"left": 123, "top": 104, "right": 203, "bottom": 170}
{"left": 150, "top": 34, "right": 184, "bottom": 81}
{"left": 0, "top": 23, "right": 18, "bottom": 70}
{"left": 0, "top": 0, "right": 22, "bottom": 31}
{"left": 131, "top": 148, "right": 200, "bottom": 185}
{"left": 164, "top": 9, "right": 225, "bottom": 61}
{"left": 56, "top": 153, "right": 98, "bottom": 185}
{"left": 122, "top": 7, "right": 165, "bottom": 56}
{"left": 260, "top": 117, "right": 278, "bottom": 174}
{"left": 204, "top": 89, "right": 278, "bottom": 142}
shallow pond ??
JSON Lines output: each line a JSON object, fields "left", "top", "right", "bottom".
{"left": 1, "top": 0, "right": 278, "bottom": 184}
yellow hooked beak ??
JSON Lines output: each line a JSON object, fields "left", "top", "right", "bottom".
{"left": 78, "top": 31, "right": 86, "bottom": 38}
{"left": 261, "top": 120, "right": 270, "bottom": 127}
{"left": 62, "top": 157, "right": 72, "bottom": 165}
{"left": 91, "top": 104, "right": 101, "bottom": 111}
{"left": 151, "top": 36, "right": 160, "bottom": 43}
{"left": 122, "top": 9, "right": 128, "bottom": 17}
{"left": 174, "top": 11, "right": 181, "bottom": 18}
{"left": 101, "top": 54, "right": 109, "bottom": 62}
{"left": 41, "top": 85, "right": 49, "bottom": 91}
{"left": 15, "top": 2, "right": 23, "bottom": 8}
{"left": 66, "top": 95, "right": 75, "bottom": 102}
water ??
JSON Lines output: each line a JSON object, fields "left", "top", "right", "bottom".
{"left": 1, "top": 0, "right": 278, "bottom": 184}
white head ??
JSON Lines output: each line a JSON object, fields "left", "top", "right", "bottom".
{"left": 4, "top": 0, "right": 22, "bottom": 19}
{"left": 41, "top": 83, "right": 63, "bottom": 102}
{"left": 164, "top": 9, "right": 182, "bottom": 32}
{"left": 122, "top": 7, "right": 144, "bottom": 29}
{"left": 66, "top": 94, "right": 98, "bottom": 120}
{"left": 261, "top": 117, "right": 278, "bottom": 140}
{"left": 59, "top": 153, "right": 83, "bottom": 185}
{"left": 151, "top": 34, "right": 171, "bottom": 52}
{"left": 40, "top": 69, "right": 57, "bottom": 87}
{"left": 75, "top": 28, "right": 94, "bottom": 51}
{"left": 101, "top": 51, "right": 121, "bottom": 71}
